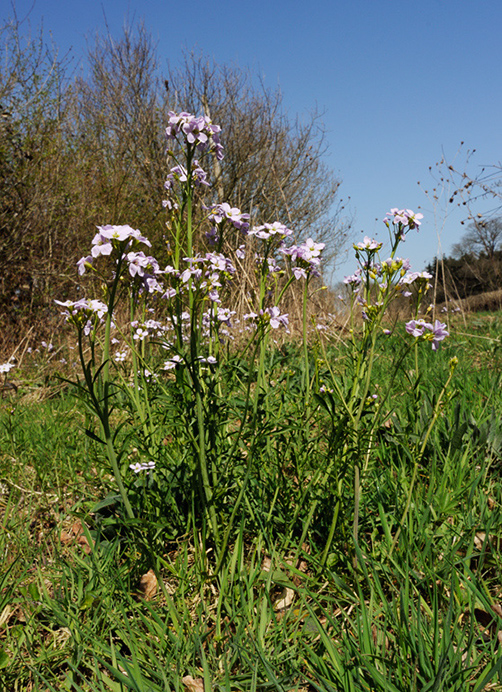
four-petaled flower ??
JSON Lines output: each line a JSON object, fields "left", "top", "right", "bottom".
{"left": 405, "top": 319, "right": 449, "bottom": 351}
{"left": 354, "top": 236, "right": 382, "bottom": 251}
{"left": 130, "top": 461, "right": 156, "bottom": 474}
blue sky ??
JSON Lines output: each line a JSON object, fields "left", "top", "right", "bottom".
{"left": 4, "top": 0, "right": 502, "bottom": 281}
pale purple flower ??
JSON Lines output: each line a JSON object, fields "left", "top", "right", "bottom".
{"left": 126, "top": 252, "right": 160, "bottom": 278}
{"left": 197, "top": 355, "right": 218, "bottom": 365}
{"left": 250, "top": 222, "right": 292, "bottom": 241}
{"left": 405, "top": 318, "right": 449, "bottom": 350}
{"left": 0, "top": 363, "right": 15, "bottom": 374}
{"left": 95, "top": 224, "right": 151, "bottom": 246}
{"left": 205, "top": 252, "right": 232, "bottom": 273}
{"left": 267, "top": 257, "right": 282, "bottom": 274}
{"left": 216, "top": 307, "right": 236, "bottom": 324}
{"left": 77, "top": 255, "right": 93, "bottom": 275}
{"left": 381, "top": 257, "right": 411, "bottom": 273}
{"left": 91, "top": 240, "right": 113, "bottom": 258}
{"left": 55, "top": 298, "right": 108, "bottom": 320}
{"left": 282, "top": 238, "right": 324, "bottom": 278}
{"left": 405, "top": 319, "right": 431, "bottom": 338}
{"left": 88, "top": 225, "right": 151, "bottom": 263}
{"left": 303, "top": 238, "right": 325, "bottom": 257}
{"left": 144, "top": 277, "right": 164, "bottom": 294}
{"left": 400, "top": 270, "right": 433, "bottom": 286}
{"left": 209, "top": 203, "right": 249, "bottom": 232}
{"left": 383, "top": 209, "right": 423, "bottom": 233}
{"left": 162, "top": 355, "right": 183, "bottom": 370}
{"left": 166, "top": 111, "right": 224, "bottom": 160}
{"left": 165, "top": 160, "right": 209, "bottom": 190}
{"left": 293, "top": 266, "right": 308, "bottom": 280}
{"left": 130, "top": 461, "right": 156, "bottom": 474}
{"left": 430, "top": 320, "right": 449, "bottom": 350}
{"left": 343, "top": 272, "right": 362, "bottom": 287}
{"left": 262, "top": 306, "right": 289, "bottom": 329}
{"left": 205, "top": 227, "right": 219, "bottom": 246}
{"left": 143, "top": 369, "right": 158, "bottom": 382}
{"left": 354, "top": 236, "right": 382, "bottom": 251}
{"left": 180, "top": 261, "right": 203, "bottom": 283}
{"left": 133, "top": 328, "right": 149, "bottom": 341}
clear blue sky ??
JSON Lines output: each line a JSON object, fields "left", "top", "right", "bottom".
{"left": 4, "top": 0, "right": 502, "bottom": 281}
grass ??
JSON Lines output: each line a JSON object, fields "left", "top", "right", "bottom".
{"left": 1, "top": 312, "right": 502, "bottom": 691}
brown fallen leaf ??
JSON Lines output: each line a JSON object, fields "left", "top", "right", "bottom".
{"left": 60, "top": 530, "right": 73, "bottom": 546}
{"left": 262, "top": 556, "right": 272, "bottom": 572}
{"left": 492, "top": 603, "right": 502, "bottom": 618}
{"left": 60, "top": 520, "right": 92, "bottom": 554}
{"left": 474, "top": 532, "right": 488, "bottom": 551}
{"left": 138, "top": 569, "right": 157, "bottom": 600}
{"left": 182, "top": 675, "right": 205, "bottom": 691}
{"left": 274, "top": 587, "right": 295, "bottom": 611}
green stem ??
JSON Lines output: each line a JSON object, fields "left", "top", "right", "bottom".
{"left": 302, "top": 279, "right": 310, "bottom": 406}
{"left": 195, "top": 386, "right": 220, "bottom": 547}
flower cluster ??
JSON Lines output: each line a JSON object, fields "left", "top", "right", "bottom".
{"left": 281, "top": 238, "right": 325, "bottom": 279}
{"left": 343, "top": 271, "right": 362, "bottom": 287}
{"left": 354, "top": 236, "right": 382, "bottom": 252}
{"left": 405, "top": 319, "right": 449, "bottom": 351}
{"left": 384, "top": 208, "right": 424, "bottom": 240}
{"left": 244, "top": 307, "right": 289, "bottom": 331}
{"left": 77, "top": 225, "right": 151, "bottom": 275}
{"left": 398, "top": 270, "right": 432, "bottom": 297}
{"left": 208, "top": 203, "right": 250, "bottom": 233}
{"left": 163, "top": 160, "right": 210, "bottom": 201}
{"left": 340, "top": 208, "right": 451, "bottom": 351}
{"left": 55, "top": 298, "right": 109, "bottom": 335}
{"left": 165, "top": 111, "right": 223, "bottom": 160}
{"left": 249, "top": 222, "right": 293, "bottom": 241}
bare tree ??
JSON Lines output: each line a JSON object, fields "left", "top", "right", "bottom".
{"left": 0, "top": 19, "right": 350, "bottom": 347}
{"left": 452, "top": 217, "right": 502, "bottom": 259}
{"left": 0, "top": 16, "right": 76, "bottom": 334}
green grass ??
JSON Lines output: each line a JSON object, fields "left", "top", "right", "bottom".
{"left": 1, "top": 314, "right": 502, "bottom": 691}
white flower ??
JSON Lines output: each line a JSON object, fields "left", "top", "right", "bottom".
{"left": 129, "top": 461, "right": 156, "bottom": 473}
{"left": 0, "top": 363, "right": 15, "bottom": 374}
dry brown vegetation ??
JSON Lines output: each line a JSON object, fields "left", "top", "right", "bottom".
{"left": 0, "top": 19, "right": 350, "bottom": 356}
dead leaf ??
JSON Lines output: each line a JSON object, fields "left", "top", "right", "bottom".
{"left": 77, "top": 533, "right": 92, "bottom": 554}
{"left": 474, "top": 532, "right": 488, "bottom": 551}
{"left": 492, "top": 603, "right": 502, "bottom": 618}
{"left": 60, "top": 530, "right": 73, "bottom": 546}
{"left": 182, "top": 675, "right": 205, "bottom": 691}
{"left": 60, "top": 520, "right": 92, "bottom": 554}
{"left": 138, "top": 569, "right": 157, "bottom": 600}
{"left": 0, "top": 604, "right": 12, "bottom": 628}
{"left": 262, "top": 556, "right": 272, "bottom": 572}
{"left": 274, "top": 587, "right": 295, "bottom": 611}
